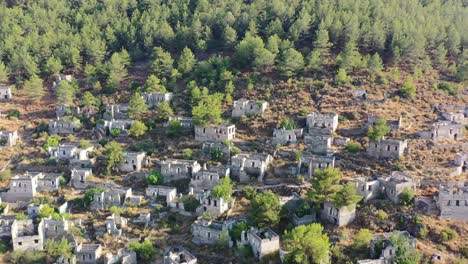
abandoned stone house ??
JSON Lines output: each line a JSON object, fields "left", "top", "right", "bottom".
{"left": 201, "top": 142, "right": 231, "bottom": 162}
{"left": 191, "top": 219, "right": 230, "bottom": 245}
{"left": 70, "top": 168, "right": 93, "bottom": 189}
{"left": 167, "top": 116, "right": 194, "bottom": 129}
{"left": 292, "top": 209, "right": 317, "bottom": 227}
{"left": 104, "top": 248, "right": 137, "bottom": 264}
{"left": 75, "top": 243, "right": 103, "bottom": 264}
{"left": 164, "top": 246, "right": 197, "bottom": 264}
{"left": 232, "top": 99, "right": 268, "bottom": 117}
{"left": 0, "top": 130, "right": 19, "bottom": 147}
{"left": 194, "top": 124, "right": 236, "bottom": 142}
{"left": 366, "top": 138, "right": 408, "bottom": 160}
{"left": 48, "top": 143, "right": 94, "bottom": 166}
{"left": 102, "top": 119, "right": 134, "bottom": 132}
{"left": 356, "top": 172, "right": 415, "bottom": 204}
{"left": 2, "top": 172, "right": 62, "bottom": 202}
{"left": 358, "top": 231, "right": 416, "bottom": 264}
{"left": 306, "top": 112, "right": 339, "bottom": 133}
{"left": 298, "top": 154, "right": 335, "bottom": 179}
{"left": 430, "top": 121, "right": 464, "bottom": 141}
{"left": 91, "top": 187, "right": 132, "bottom": 210}
{"left": 145, "top": 185, "right": 177, "bottom": 205}
{"left": 104, "top": 104, "right": 128, "bottom": 120}
{"left": 49, "top": 118, "right": 81, "bottom": 134}
{"left": 160, "top": 159, "right": 201, "bottom": 182}
{"left": 435, "top": 104, "right": 468, "bottom": 125}
{"left": 27, "top": 203, "right": 43, "bottom": 219}
{"left": 352, "top": 89, "right": 367, "bottom": 100}
{"left": 142, "top": 92, "right": 174, "bottom": 107}
{"left": 304, "top": 129, "right": 333, "bottom": 155}
{"left": 0, "top": 85, "right": 12, "bottom": 100}
{"left": 238, "top": 227, "right": 280, "bottom": 260}
{"left": 367, "top": 114, "right": 403, "bottom": 131}
{"left": 189, "top": 165, "right": 230, "bottom": 195}
{"left": 230, "top": 153, "right": 273, "bottom": 182}
{"left": 40, "top": 216, "right": 71, "bottom": 239}
{"left": 106, "top": 213, "right": 127, "bottom": 237}
{"left": 437, "top": 183, "right": 467, "bottom": 220}
{"left": 321, "top": 202, "right": 356, "bottom": 227}
{"left": 454, "top": 152, "right": 467, "bottom": 174}
{"left": 52, "top": 74, "right": 73, "bottom": 89}
{"left": 272, "top": 128, "right": 303, "bottom": 145}
{"left": 0, "top": 215, "right": 16, "bottom": 238}
{"left": 11, "top": 219, "right": 44, "bottom": 251}
{"left": 120, "top": 151, "right": 146, "bottom": 172}
{"left": 56, "top": 105, "right": 82, "bottom": 118}
{"left": 196, "top": 192, "right": 232, "bottom": 217}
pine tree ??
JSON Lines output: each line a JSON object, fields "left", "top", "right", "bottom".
{"left": 283, "top": 223, "right": 330, "bottom": 264}
{"left": 278, "top": 48, "right": 304, "bottom": 77}
{"left": 45, "top": 56, "right": 63, "bottom": 77}
{"left": 0, "top": 62, "right": 9, "bottom": 83}
{"left": 56, "top": 81, "right": 77, "bottom": 105}
{"left": 128, "top": 92, "right": 148, "bottom": 119}
{"left": 23, "top": 75, "right": 45, "bottom": 103}
{"left": 144, "top": 75, "right": 167, "bottom": 93}
{"left": 177, "top": 47, "right": 196, "bottom": 75}
{"left": 129, "top": 120, "right": 148, "bottom": 138}
{"left": 151, "top": 47, "right": 174, "bottom": 79}
{"left": 368, "top": 53, "right": 384, "bottom": 74}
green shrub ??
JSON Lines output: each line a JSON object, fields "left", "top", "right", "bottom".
{"left": 345, "top": 141, "right": 361, "bottom": 153}
{"left": 180, "top": 195, "right": 200, "bottom": 212}
{"left": 399, "top": 188, "right": 415, "bottom": 206}
{"left": 182, "top": 148, "right": 193, "bottom": 159}
{"left": 400, "top": 77, "right": 416, "bottom": 98}
{"left": 146, "top": 171, "right": 163, "bottom": 185}
{"left": 7, "top": 109, "right": 20, "bottom": 119}
{"left": 377, "top": 209, "right": 389, "bottom": 220}
{"left": 243, "top": 186, "right": 257, "bottom": 199}
{"left": 437, "top": 82, "right": 459, "bottom": 95}
{"left": 440, "top": 228, "right": 458, "bottom": 242}
{"left": 110, "top": 128, "right": 122, "bottom": 137}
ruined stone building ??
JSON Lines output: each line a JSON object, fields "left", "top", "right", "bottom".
{"left": 49, "top": 118, "right": 81, "bottom": 134}
{"left": 232, "top": 99, "right": 268, "bottom": 117}
{"left": 167, "top": 116, "right": 194, "bottom": 129}
{"left": 11, "top": 219, "right": 44, "bottom": 251}
{"left": 272, "top": 128, "right": 303, "bottom": 145}
{"left": 298, "top": 154, "right": 335, "bottom": 179}
{"left": 56, "top": 105, "right": 82, "bottom": 118}
{"left": 164, "top": 246, "right": 197, "bottom": 264}
{"left": 48, "top": 143, "right": 94, "bottom": 167}
{"left": 194, "top": 124, "right": 236, "bottom": 142}
{"left": 104, "top": 104, "right": 128, "bottom": 120}
{"left": 358, "top": 231, "right": 416, "bottom": 264}
{"left": 366, "top": 138, "right": 408, "bottom": 160}
{"left": 355, "top": 177, "right": 381, "bottom": 203}
{"left": 191, "top": 219, "right": 230, "bottom": 245}
{"left": 430, "top": 121, "right": 464, "bottom": 141}
{"left": 231, "top": 153, "right": 273, "bottom": 182}
{"left": 238, "top": 227, "right": 280, "bottom": 260}
{"left": 355, "top": 172, "right": 415, "bottom": 204}
{"left": 104, "top": 248, "right": 137, "bottom": 264}
{"left": 75, "top": 243, "right": 103, "bottom": 264}
{"left": 27, "top": 204, "right": 43, "bottom": 219}
{"left": 320, "top": 202, "right": 356, "bottom": 227}
{"left": 0, "top": 215, "right": 16, "bottom": 238}
{"left": 40, "top": 216, "right": 71, "bottom": 239}
{"left": 102, "top": 119, "right": 134, "bottom": 132}
{"left": 160, "top": 159, "right": 201, "bottom": 182}
{"left": 120, "top": 151, "right": 146, "bottom": 172}
{"left": 0, "top": 85, "right": 12, "bottom": 100}
{"left": 435, "top": 104, "right": 468, "bottom": 125}
{"left": 189, "top": 165, "right": 230, "bottom": 195}
{"left": 454, "top": 152, "right": 467, "bottom": 174}
{"left": 70, "top": 168, "right": 93, "bottom": 189}
{"left": 306, "top": 112, "right": 339, "bottom": 133}
{"left": 201, "top": 142, "right": 232, "bottom": 162}
{"left": 106, "top": 214, "right": 127, "bottom": 237}
{"left": 0, "top": 130, "right": 19, "bottom": 147}
{"left": 304, "top": 128, "right": 333, "bottom": 154}
{"left": 2, "top": 172, "right": 62, "bottom": 202}
{"left": 196, "top": 192, "right": 232, "bottom": 217}
{"left": 91, "top": 187, "right": 132, "bottom": 210}
{"left": 145, "top": 185, "right": 177, "bottom": 205}
{"left": 367, "top": 114, "right": 403, "bottom": 131}
{"left": 142, "top": 92, "right": 174, "bottom": 107}
{"left": 437, "top": 182, "right": 467, "bottom": 220}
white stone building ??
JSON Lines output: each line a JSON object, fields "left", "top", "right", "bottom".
{"left": 306, "top": 112, "right": 339, "bottom": 133}
{"left": 232, "top": 99, "right": 268, "bottom": 117}
{"left": 120, "top": 151, "right": 146, "bottom": 172}
{"left": 231, "top": 153, "right": 273, "bottom": 182}
{"left": 142, "top": 92, "right": 174, "bottom": 107}
{"left": 194, "top": 124, "right": 236, "bottom": 142}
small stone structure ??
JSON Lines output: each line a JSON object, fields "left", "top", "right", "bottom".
{"left": 238, "top": 227, "right": 280, "bottom": 260}
{"left": 196, "top": 192, "right": 232, "bottom": 217}
{"left": 366, "top": 138, "right": 408, "bottom": 160}
{"left": 70, "top": 168, "right": 92, "bottom": 189}
{"left": 304, "top": 129, "right": 333, "bottom": 154}
{"left": 201, "top": 142, "right": 231, "bottom": 162}
{"left": 106, "top": 214, "right": 127, "bottom": 237}
{"left": 355, "top": 172, "right": 415, "bottom": 204}
{"left": 367, "top": 115, "right": 402, "bottom": 131}
{"left": 49, "top": 118, "right": 81, "bottom": 134}
{"left": 48, "top": 143, "right": 94, "bottom": 167}
{"left": 430, "top": 121, "right": 464, "bottom": 141}
{"left": 2, "top": 172, "right": 62, "bottom": 202}
{"left": 160, "top": 159, "right": 201, "bottom": 182}
{"left": 0, "top": 130, "right": 19, "bottom": 147}
{"left": 120, "top": 151, "right": 146, "bottom": 172}
{"left": 435, "top": 104, "right": 468, "bottom": 125}
{"left": 75, "top": 243, "right": 103, "bottom": 264}
{"left": 454, "top": 152, "right": 467, "bottom": 174}
{"left": 27, "top": 204, "right": 43, "bottom": 219}
{"left": 355, "top": 178, "right": 381, "bottom": 203}
{"left": 190, "top": 165, "right": 230, "bottom": 195}
{"left": 145, "top": 185, "right": 177, "bottom": 205}
{"left": 194, "top": 124, "right": 236, "bottom": 142}
{"left": 0, "top": 85, "right": 12, "bottom": 100}
{"left": 357, "top": 231, "right": 416, "bottom": 264}
{"left": 142, "top": 92, "right": 174, "bottom": 107}
{"left": 306, "top": 112, "right": 339, "bottom": 133}
{"left": 231, "top": 153, "right": 273, "bottom": 182}
{"left": 0, "top": 215, "right": 16, "bottom": 238}
{"left": 40, "top": 216, "right": 70, "bottom": 239}
{"left": 91, "top": 187, "right": 132, "bottom": 210}
{"left": 320, "top": 202, "right": 356, "bottom": 227}
{"left": 298, "top": 154, "right": 335, "bottom": 179}
{"left": 11, "top": 219, "right": 44, "bottom": 251}
{"left": 232, "top": 99, "right": 268, "bottom": 117}
{"left": 352, "top": 89, "right": 367, "bottom": 100}
{"left": 167, "top": 116, "right": 194, "bottom": 129}
{"left": 436, "top": 182, "right": 467, "bottom": 220}
{"left": 102, "top": 119, "right": 134, "bottom": 132}
{"left": 191, "top": 219, "right": 230, "bottom": 245}
{"left": 164, "top": 246, "right": 197, "bottom": 264}
{"left": 272, "top": 128, "right": 303, "bottom": 145}
{"left": 104, "top": 249, "right": 137, "bottom": 264}
{"left": 56, "top": 105, "right": 82, "bottom": 118}
{"left": 104, "top": 104, "right": 129, "bottom": 120}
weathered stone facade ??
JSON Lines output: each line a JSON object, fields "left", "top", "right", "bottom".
{"left": 91, "top": 187, "right": 132, "bottom": 210}
{"left": 40, "top": 216, "right": 70, "bottom": 239}
{"left": 232, "top": 99, "right": 268, "bottom": 117}
{"left": 435, "top": 104, "right": 468, "bottom": 125}
{"left": 11, "top": 219, "right": 44, "bottom": 251}
{"left": 164, "top": 246, "right": 197, "bottom": 264}
{"left": 231, "top": 153, "right": 273, "bottom": 182}
{"left": 52, "top": 74, "right": 73, "bottom": 89}
{"left": 106, "top": 214, "right": 127, "bottom": 237}
{"left": 367, "top": 115, "right": 402, "bottom": 131}
{"left": 56, "top": 105, "right": 82, "bottom": 118}
{"left": 355, "top": 172, "right": 415, "bottom": 204}
{"left": 0, "top": 130, "right": 19, "bottom": 147}
{"left": 272, "top": 128, "right": 303, "bottom": 145}
{"left": 2, "top": 172, "right": 62, "bottom": 202}
{"left": 437, "top": 182, "right": 467, "bottom": 220}
{"left": 142, "top": 92, "right": 174, "bottom": 107}
{"left": 48, "top": 143, "right": 94, "bottom": 166}
{"left": 355, "top": 177, "right": 381, "bottom": 202}
{"left": 321, "top": 202, "right": 356, "bottom": 227}
{"left": 190, "top": 165, "right": 230, "bottom": 195}
{"left": 196, "top": 192, "right": 232, "bottom": 217}
{"left": 191, "top": 219, "right": 230, "bottom": 245}
{"left": 430, "top": 121, "right": 464, "bottom": 141}
{"left": 104, "top": 249, "right": 137, "bottom": 264}
{"left": 104, "top": 104, "right": 128, "bottom": 120}
{"left": 306, "top": 112, "right": 339, "bottom": 133}
{"left": 145, "top": 185, "right": 177, "bottom": 205}
{"left": 70, "top": 168, "right": 92, "bottom": 189}
{"left": 0, "top": 86, "right": 12, "bottom": 100}
{"left": 0, "top": 215, "right": 15, "bottom": 238}
{"left": 194, "top": 124, "right": 236, "bottom": 142}
{"left": 102, "top": 119, "right": 134, "bottom": 132}
{"left": 454, "top": 152, "right": 467, "bottom": 174}
{"left": 304, "top": 129, "right": 333, "bottom": 154}
{"left": 239, "top": 227, "right": 280, "bottom": 260}
{"left": 298, "top": 154, "right": 335, "bottom": 179}
{"left": 358, "top": 231, "right": 416, "bottom": 264}
{"left": 167, "top": 116, "right": 194, "bottom": 129}
{"left": 366, "top": 138, "right": 408, "bottom": 160}
{"left": 49, "top": 118, "right": 81, "bottom": 134}
{"left": 75, "top": 243, "right": 102, "bottom": 264}
{"left": 160, "top": 159, "right": 201, "bottom": 182}
{"left": 120, "top": 151, "right": 146, "bottom": 172}
{"left": 201, "top": 142, "right": 231, "bottom": 162}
